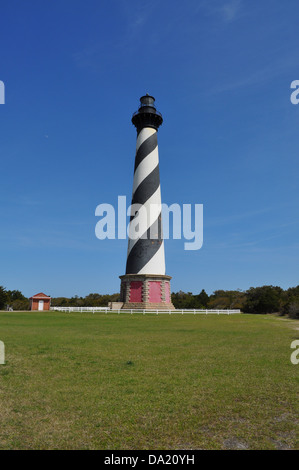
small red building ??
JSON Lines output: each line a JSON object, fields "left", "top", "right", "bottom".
{"left": 30, "top": 293, "right": 51, "bottom": 311}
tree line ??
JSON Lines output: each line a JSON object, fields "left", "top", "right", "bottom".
{"left": 172, "top": 286, "right": 299, "bottom": 318}
{"left": 0, "top": 285, "right": 298, "bottom": 318}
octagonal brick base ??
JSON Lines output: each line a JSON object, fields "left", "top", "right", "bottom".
{"left": 119, "top": 274, "right": 175, "bottom": 310}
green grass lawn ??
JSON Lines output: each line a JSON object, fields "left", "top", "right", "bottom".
{"left": 0, "top": 311, "right": 298, "bottom": 450}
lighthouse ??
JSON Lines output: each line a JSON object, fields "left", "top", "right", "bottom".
{"left": 120, "top": 95, "right": 175, "bottom": 310}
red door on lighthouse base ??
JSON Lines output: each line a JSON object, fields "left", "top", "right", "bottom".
{"left": 130, "top": 281, "right": 143, "bottom": 303}
{"left": 149, "top": 281, "right": 162, "bottom": 303}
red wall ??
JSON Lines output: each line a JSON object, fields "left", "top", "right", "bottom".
{"left": 165, "top": 282, "right": 171, "bottom": 303}
{"left": 31, "top": 299, "right": 51, "bottom": 311}
{"left": 130, "top": 282, "right": 143, "bottom": 302}
{"left": 149, "top": 281, "right": 162, "bottom": 303}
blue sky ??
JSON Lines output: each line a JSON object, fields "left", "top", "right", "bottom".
{"left": 1, "top": 0, "right": 299, "bottom": 297}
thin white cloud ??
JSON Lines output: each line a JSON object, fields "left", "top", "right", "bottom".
{"left": 205, "top": 206, "right": 278, "bottom": 228}
{"left": 73, "top": 1, "right": 158, "bottom": 69}
{"left": 198, "top": 0, "right": 243, "bottom": 23}
{"left": 218, "top": 0, "right": 242, "bottom": 22}
{"left": 207, "top": 52, "right": 299, "bottom": 95}
{"left": 0, "top": 195, "right": 42, "bottom": 206}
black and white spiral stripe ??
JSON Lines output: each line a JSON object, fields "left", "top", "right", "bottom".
{"left": 126, "top": 127, "right": 166, "bottom": 275}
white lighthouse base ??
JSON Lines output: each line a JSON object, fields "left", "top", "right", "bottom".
{"left": 119, "top": 274, "right": 175, "bottom": 310}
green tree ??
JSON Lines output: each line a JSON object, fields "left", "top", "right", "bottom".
{"left": 208, "top": 290, "right": 246, "bottom": 310}
{"left": 287, "top": 301, "right": 299, "bottom": 319}
{"left": 0, "top": 286, "right": 7, "bottom": 310}
{"left": 172, "top": 291, "right": 197, "bottom": 309}
{"left": 282, "top": 286, "right": 299, "bottom": 318}
{"left": 6, "top": 290, "right": 27, "bottom": 303}
{"left": 196, "top": 289, "right": 209, "bottom": 308}
{"left": 11, "top": 299, "right": 30, "bottom": 311}
{"left": 244, "top": 286, "right": 283, "bottom": 314}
